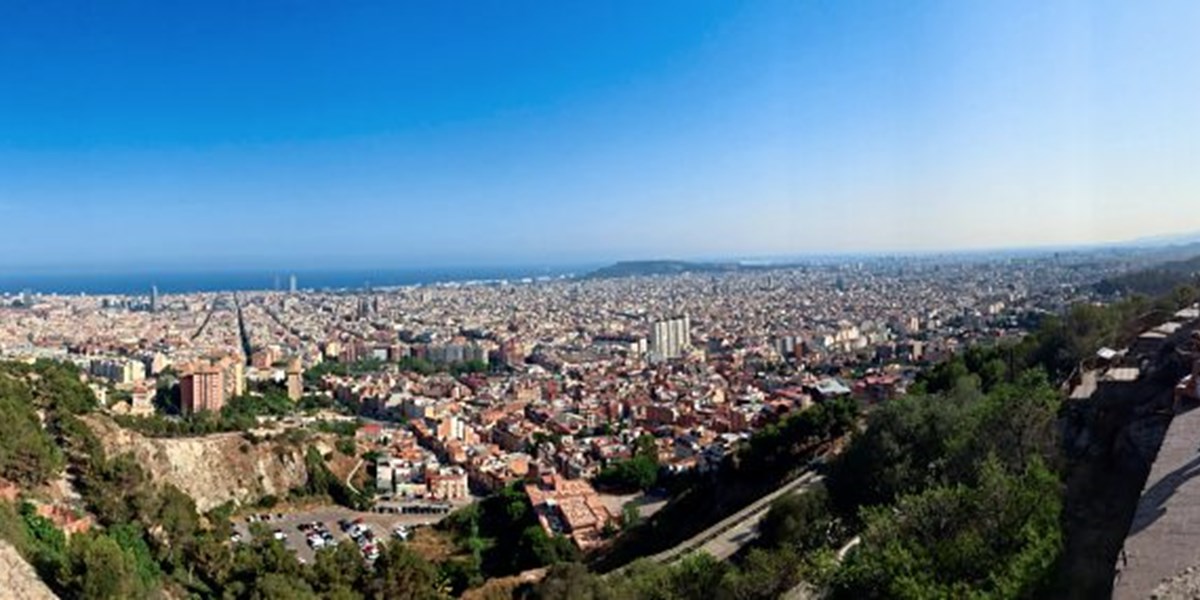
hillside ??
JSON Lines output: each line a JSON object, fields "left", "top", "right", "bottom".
{"left": 83, "top": 415, "right": 336, "bottom": 512}
{"left": 585, "top": 260, "right": 745, "bottom": 279}
{"left": 1096, "top": 253, "right": 1200, "bottom": 297}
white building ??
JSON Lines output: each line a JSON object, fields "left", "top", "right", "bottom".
{"left": 89, "top": 357, "right": 146, "bottom": 385}
{"left": 649, "top": 315, "right": 691, "bottom": 363}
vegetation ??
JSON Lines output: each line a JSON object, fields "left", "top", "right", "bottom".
{"left": 0, "top": 378, "right": 64, "bottom": 487}
{"left": 834, "top": 458, "right": 1061, "bottom": 598}
{"left": 593, "top": 435, "right": 660, "bottom": 492}
{"left": 544, "top": 281, "right": 1200, "bottom": 599}
{"left": 438, "top": 483, "right": 578, "bottom": 594}
{"left": 591, "top": 396, "right": 857, "bottom": 571}
{"left": 1095, "top": 254, "right": 1200, "bottom": 297}
{"left": 0, "top": 359, "right": 461, "bottom": 599}
{"left": 296, "top": 446, "right": 369, "bottom": 510}
{"left": 0, "top": 274, "right": 1195, "bottom": 598}
{"left": 539, "top": 371, "right": 1061, "bottom": 600}
{"left": 314, "top": 419, "right": 360, "bottom": 437}
{"left": 114, "top": 388, "right": 297, "bottom": 437}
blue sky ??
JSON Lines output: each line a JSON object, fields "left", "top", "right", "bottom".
{"left": 1, "top": 1, "right": 1198, "bottom": 270}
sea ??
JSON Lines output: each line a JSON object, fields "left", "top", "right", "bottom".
{"left": 0, "top": 265, "right": 591, "bottom": 296}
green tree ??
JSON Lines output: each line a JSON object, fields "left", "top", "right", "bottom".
{"left": 621, "top": 501, "right": 641, "bottom": 528}
{"left": 825, "top": 388, "right": 979, "bottom": 516}
{"left": 62, "top": 531, "right": 146, "bottom": 600}
{"left": 757, "top": 485, "right": 836, "bottom": 553}
{"left": 669, "top": 553, "right": 729, "bottom": 599}
{"left": 369, "top": 543, "right": 442, "bottom": 600}
{"left": 517, "top": 526, "right": 578, "bottom": 570}
{"left": 105, "top": 523, "right": 160, "bottom": 589}
{"left": 833, "top": 458, "right": 1062, "bottom": 599}
{"left": 251, "top": 572, "right": 320, "bottom": 600}
{"left": 154, "top": 484, "right": 200, "bottom": 567}
{"left": 307, "top": 539, "right": 367, "bottom": 596}
{"left": 0, "top": 380, "right": 64, "bottom": 486}
{"left": 535, "top": 562, "right": 610, "bottom": 600}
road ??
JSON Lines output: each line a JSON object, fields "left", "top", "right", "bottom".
{"left": 232, "top": 293, "right": 253, "bottom": 363}
{"left": 190, "top": 299, "right": 219, "bottom": 341}
{"left": 623, "top": 470, "right": 823, "bottom": 570}
{"left": 345, "top": 459, "right": 364, "bottom": 495}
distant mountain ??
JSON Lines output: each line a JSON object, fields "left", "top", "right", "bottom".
{"left": 1095, "top": 252, "right": 1200, "bottom": 296}
{"left": 1119, "top": 231, "right": 1200, "bottom": 248}
{"left": 584, "top": 260, "right": 749, "bottom": 279}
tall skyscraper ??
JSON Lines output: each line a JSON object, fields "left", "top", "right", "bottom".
{"left": 150, "top": 285, "right": 159, "bottom": 313}
{"left": 649, "top": 314, "right": 691, "bottom": 363}
{"left": 289, "top": 274, "right": 298, "bottom": 294}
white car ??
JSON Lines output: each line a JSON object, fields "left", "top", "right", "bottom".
{"left": 273, "top": 530, "right": 287, "bottom": 541}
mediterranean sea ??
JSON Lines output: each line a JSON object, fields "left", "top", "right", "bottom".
{"left": 0, "top": 265, "right": 590, "bottom": 295}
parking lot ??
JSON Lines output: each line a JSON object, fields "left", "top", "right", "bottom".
{"left": 233, "top": 505, "right": 447, "bottom": 563}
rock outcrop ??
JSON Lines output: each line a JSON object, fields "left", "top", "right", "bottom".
{"left": 84, "top": 415, "right": 331, "bottom": 512}
{"left": 0, "top": 540, "right": 58, "bottom": 599}
{"left": 1153, "top": 564, "right": 1200, "bottom": 599}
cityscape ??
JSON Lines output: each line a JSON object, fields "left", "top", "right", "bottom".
{"left": 2, "top": 2, "right": 1200, "bottom": 600}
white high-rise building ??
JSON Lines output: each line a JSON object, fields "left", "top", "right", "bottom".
{"left": 289, "top": 274, "right": 298, "bottom": 294}
{"left": 649, "top": 314, "right": 691, "bottom": 363}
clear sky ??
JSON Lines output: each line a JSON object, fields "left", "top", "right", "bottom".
{"left": 1, "top": 1, "right": 1198, "bottom": 270}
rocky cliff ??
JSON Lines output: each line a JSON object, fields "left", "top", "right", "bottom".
{"left": 0, "top": 540, "right": 58, "bottom": 599}
{"left": 84, "top": 416, "right": 333, "bottom": 512}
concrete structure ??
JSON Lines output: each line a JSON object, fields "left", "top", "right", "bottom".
{"left": 1107, "top": 306, "right": 1200, "bottom": 598}
{"left": 649, "top": 314, "right": 691, "bottom": 363}
{"left": 1115, "top": 395, "right": 1200, "bottom": 598}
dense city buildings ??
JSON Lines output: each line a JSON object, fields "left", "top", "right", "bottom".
{"left": 0, "top": 251, "right": 1154, "bottom": 546}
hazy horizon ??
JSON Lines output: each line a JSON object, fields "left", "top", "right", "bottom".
{"left": 3, "top": 1, "right": 1199, "bottom": 269}
{"left": 5, "top": 224, "right": 1199, "bottom": 278}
